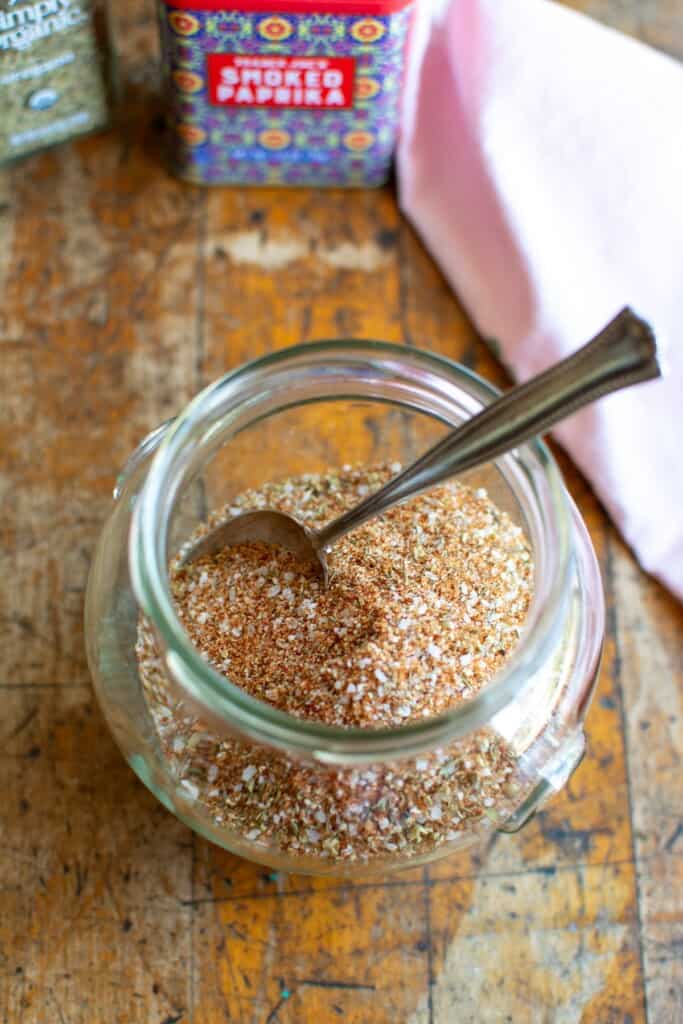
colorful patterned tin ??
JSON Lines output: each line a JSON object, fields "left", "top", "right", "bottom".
{"left": 158, "top": 0, "right": 415, "bottom": 186}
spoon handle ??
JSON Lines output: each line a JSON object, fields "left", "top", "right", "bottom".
{"left": 317, "top": 307, "right": 660, "bottom": 550}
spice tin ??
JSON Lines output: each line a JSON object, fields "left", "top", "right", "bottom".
{"left": 0, "top": 0, "right": 111, "bottom": 165}
{"left": 157, "top": 0, "right": 415, "bottom": 186}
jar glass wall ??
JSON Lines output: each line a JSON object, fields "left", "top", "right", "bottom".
{"left": 85, "top": 341, "right": 604, "bottom": 876}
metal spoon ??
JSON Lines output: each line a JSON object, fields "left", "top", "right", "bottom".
{"left": 183, "top": 307, "right": 659, "bottom": 584}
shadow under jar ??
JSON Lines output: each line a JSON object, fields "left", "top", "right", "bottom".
{"left": 85, "top": 341, "right": 604, "bottom": 876}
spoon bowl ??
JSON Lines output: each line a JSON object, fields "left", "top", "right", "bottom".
{"left": 184, "top": 508, "right": 331, "bottom": 585}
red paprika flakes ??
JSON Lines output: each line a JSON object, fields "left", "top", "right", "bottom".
{"left": 158, "top": 0, "right": 415, "bottom": 186}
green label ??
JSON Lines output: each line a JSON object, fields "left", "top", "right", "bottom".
{"left": 0, "top": 0, "right": 109, "bottom": 162}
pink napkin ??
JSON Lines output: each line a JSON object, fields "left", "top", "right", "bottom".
{"left": 397, "top": 0, "right": 683, "bottom": 600}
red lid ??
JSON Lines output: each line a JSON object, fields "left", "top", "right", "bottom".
{"left": 163, "top": 0, "right": 414, "bottom": 14}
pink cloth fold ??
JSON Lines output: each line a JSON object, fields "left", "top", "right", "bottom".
{"left": 398, "top": 0, "right": 683, "bottom": 599}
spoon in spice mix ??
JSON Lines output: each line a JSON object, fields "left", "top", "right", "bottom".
{"left": 183, "top": 307, "right": 659, "bottom": 585}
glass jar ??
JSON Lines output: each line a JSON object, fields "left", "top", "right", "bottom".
{"left": 85, "top": 341, "right": 604, "bottom": 876}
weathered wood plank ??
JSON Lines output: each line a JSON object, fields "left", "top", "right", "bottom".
{"left": 0, "top": 131, "right": 203, "bottom": 683}
{"left": 192, "top": 866, "right": 430, "bottom": 1023}
{"left": 0, "top": 71, "right": 201, "bottom": 1023}
{"left": 423, "top": 862, "right": 644, "bottom": 1023}
{"left": 0, "top": 688, "right": 193, "bottom": 1024}
{"left": 200, "top": 185, "right": 404, "bottom": 379}
{"left": 610, "top": 541, "right": 683, "bottom": 1021}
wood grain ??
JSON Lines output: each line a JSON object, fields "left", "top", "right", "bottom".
{"left": 1, "top": 1, "right": 681, "bottom": 1022}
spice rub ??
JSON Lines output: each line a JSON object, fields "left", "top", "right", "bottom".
{"left": 171, "top": 464, "right": 532, "bottom": 726}
{"left": 137, "top": 464, "right": 534, "bottom": 862}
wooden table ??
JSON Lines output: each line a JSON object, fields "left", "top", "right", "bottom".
{"left": 1, "top": 2, "right": 681, "bottom": 1021}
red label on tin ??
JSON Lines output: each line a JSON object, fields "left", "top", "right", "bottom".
{"left": 207, "top": 54, "right": 355, "bottom": 109}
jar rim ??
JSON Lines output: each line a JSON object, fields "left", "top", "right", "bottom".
{"left": 130, "top": 340, "right": 573, "bottom": 762}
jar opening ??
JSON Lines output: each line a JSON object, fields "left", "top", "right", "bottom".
{"left": 130, "top": 341, "right": 572, "bottom": 762}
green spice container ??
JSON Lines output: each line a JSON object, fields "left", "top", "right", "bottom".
{"left": 0, "top": 0, "right": 113, "bottom": 164}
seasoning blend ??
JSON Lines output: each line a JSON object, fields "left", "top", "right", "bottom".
{"left": 0, "top": 0, "right": 112, "bottom": 164}
{"left": 137, "top": 466, "right": 534, "bottom": 862}
{"left": 157, "top": 0, "right": 416, "bottom": 186}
